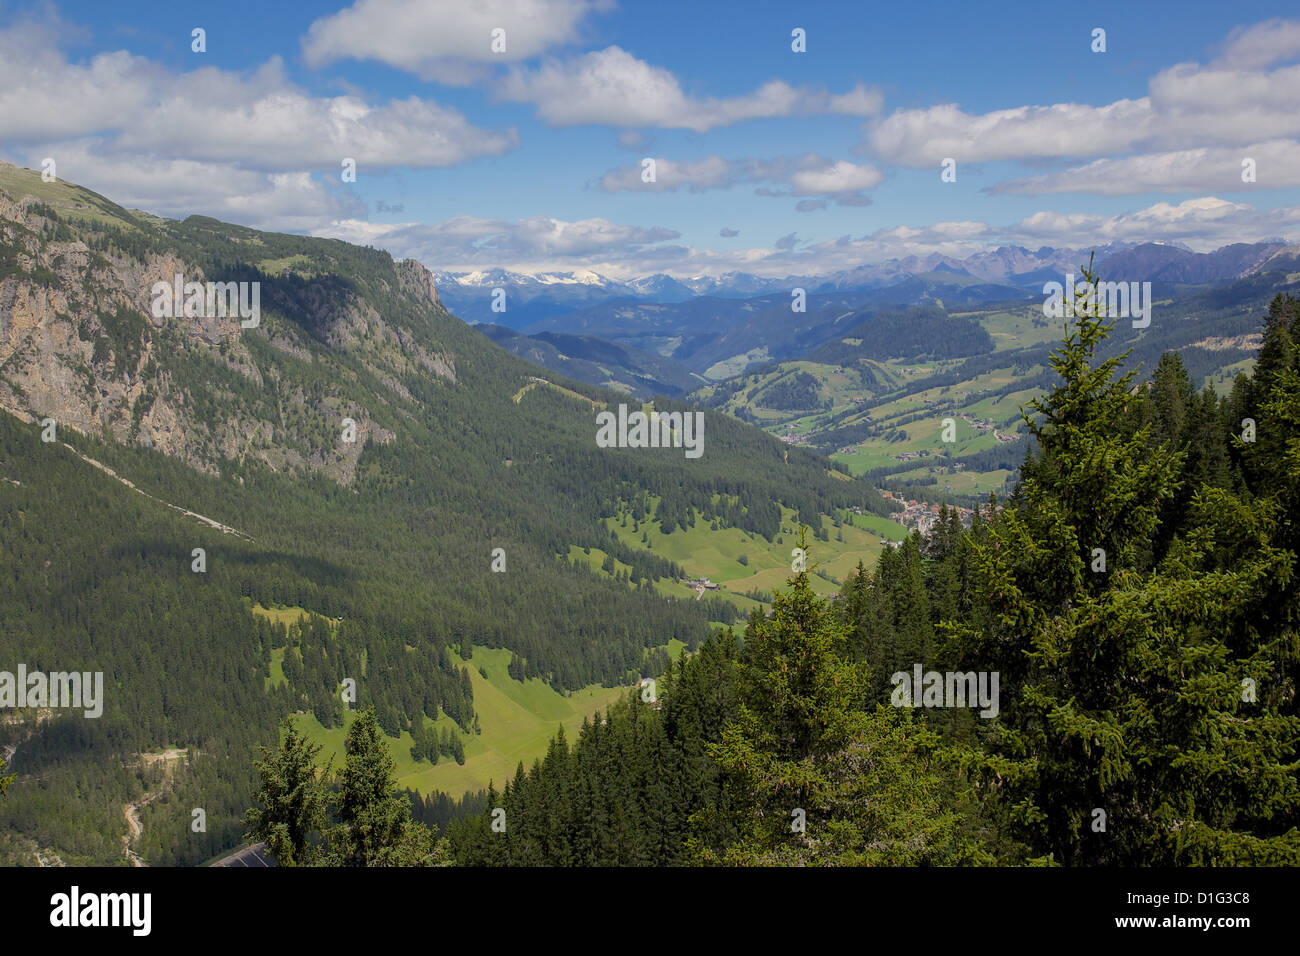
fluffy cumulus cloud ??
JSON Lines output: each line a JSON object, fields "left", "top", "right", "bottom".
{"left": 115, "top": 62, "right": 519, "bottom": 170}
{"left": 498, "top": 46, "right": 882, "bottom": 131}
{"left": 598, "top": 154, "right": 883, "bottom": 206}
{"left": 0, "top": 19, "right": 160, "bottom": 141}
{"left": 0, "top": 29, "right": 518, "bottom": 172}
{"left": 788, "top": 160, "right": 883, "bottom": 196}
{"left": 0, "top": 15, "right": 519, "bottom": 231}
{"left": 866, "top": 99, "right": 1154, "bottom": 166}
{"left": 1213, "top": 18, "right": 1300, "bottom": 70}
{"left": 863, "top": 17, "right": 1300, "bottom": 190}
{"left": 1008, "top": 196, "right": 1300, "bottom": 249}
{"left": 992, "top": 140, "right": 1300, "bottom": 196}
{"left": 10, "top": 142, "right": 365, "bottom": 231}
{"left": 302, "top": 0, "right": 600, "bottom": 79}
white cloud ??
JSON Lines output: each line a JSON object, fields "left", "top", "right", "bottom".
{"left": 864, "top": 18, "right": 1300, "bottom": 169}
{"left": 312, "top": 196, "right": 1300, "bottom": 279}
{"left": 992, "top": 140, "right": 1300, "bottom": 195}
{"left": 314, "top": 214, "right": 679, "bottom": 268}
{"left": 302, "top": 0, "right": 599, "bottom": 77}
{"left": 0, "top": 24, "right": 518, "bottom": 171}
{"left": 10, "top": 142, "right": 364, "bottom": 231}
{"left": 866, "top": 99, "right": 1154, "bottom": 166}
{"left": 0, "top": 21, "right": 159, "bottom": 140}
{"left": 789, "top": 160, "right": 884, "bottom": 195}
{"left": 499, "top": 46, "right": 881, "bottom": 131}
{"left": 597, "top": 154, "right": 882, "bottom": 206}
{"left": 117, "top": 60, "right": 519, "bottom": 170}
{"left": 1215, "top": 18, "right": 1300, "bottom": 68}
{"left": 1008, "top": 196, "right": 1300, "bottom": 249}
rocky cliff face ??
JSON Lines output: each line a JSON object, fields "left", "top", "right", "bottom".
{"left": 0, "top": 164, "right": 454, "bottom": 485}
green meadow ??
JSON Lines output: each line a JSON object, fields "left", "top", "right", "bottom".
{"left": 251, "top": 488, "right": 899, "bottom": 802}
{"left": 600, "top": 499, "right": 906, "bottom": 603}
{"left": 689, "top": 304, "right": 1062, "bottom": 501}
{"left": 289, "top": 644, "right": 630, "bottom": 797}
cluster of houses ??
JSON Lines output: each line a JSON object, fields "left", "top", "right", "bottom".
{"left": 892, "top": 499, "right": 947, "bottom": 535}
{"left": 959, "top": 414, "right": 1019, "bottom": 443}
{"left": 880, "top": 491, "right": 1002, "bottom": 537}
{"left": 894, "top": 448, "right": 931, "bottom": 462}
{"left": 684, "top": 576, "right": 720, "bottom": 598}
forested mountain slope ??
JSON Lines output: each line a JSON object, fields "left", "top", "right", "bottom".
{"left": 0, "top": 162, "right": 888, "bottom": 864}
{"left": 441, "top": 289, "right": 1300, "bottom": 867}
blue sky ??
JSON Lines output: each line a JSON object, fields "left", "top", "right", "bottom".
{"left": 2, "top": 0, "right": 1299, "bottom": 277}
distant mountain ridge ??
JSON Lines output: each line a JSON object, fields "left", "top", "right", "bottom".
{"left": 429, "top": 240, "right": 1299, "bottom": 386}
{"left": 1093, "top": 241, "right": 1289, "bottom": 283}
{"left": 427, "top": 240, "right": 1295, "bottom": 331}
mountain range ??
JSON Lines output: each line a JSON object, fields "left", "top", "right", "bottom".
{"left": 470, "top": 240, "right": 1300, "bottom": 391}
{"left": 429, "top": 241, "right": 1266, "bottom": 329}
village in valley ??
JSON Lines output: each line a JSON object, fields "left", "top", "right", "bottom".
{"left": 873, "top": 493, "right": 1001, "bottom": 539}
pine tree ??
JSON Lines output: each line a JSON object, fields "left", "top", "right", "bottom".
{"left": 538, "top": 725, "right": 575, "bottom": 865}
{"left": 244, "top": 716, "right": 327, "bottom": 866}
{"left": 952, "top": 262, "right": 1300, "bottom": 865}
{"left": 698, "top": 530, "right": 974, "bottom": 865}
{"left": 330, "top": 707, "right": 424, "bottom": 866}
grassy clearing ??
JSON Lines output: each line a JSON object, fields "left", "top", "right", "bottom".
{"left": 1203, "top": 357, "right": 1256, "bottom": 393}
{"left": 250, "top": 602, "right": 341, "bottom": 628}
{"left": 513, "top": 378, "right": 604, "bottom": 407}
{"left": 292, "top": 645, "right": 629, "bottom": 797}
{"left": 252, "top": 603, "right": 338, "bottom": 690}
{"left": 257, "top": 254, "right": 319, "bottom": 277}
{"left": 267, "top": 647, "right": 287, "bottom": 689}
{"left": 604, "top": 500, "right": 902, "bottom": 602}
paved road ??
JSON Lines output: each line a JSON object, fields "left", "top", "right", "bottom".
{"left": 211, "top": 843, "right": 276, "bottom": 867}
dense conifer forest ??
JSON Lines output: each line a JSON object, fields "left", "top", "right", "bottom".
{"left": 239, "top": 282, "right": 1300, "bottom": 866}
{"left": 0, "top": 176, "right": 891, "bottom": 864}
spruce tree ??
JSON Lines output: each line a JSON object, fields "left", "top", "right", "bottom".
{"left": 244, "top": 716, "right": 327, "bottom": 866}
{"left": 330, "top": 707, "right": 427, "bottom": 866}
{"left": 952, "top": 262, "right": 1300, "bottom": 865}
{"left": 699, "top": 529, "right": 973, "bottom": 865}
